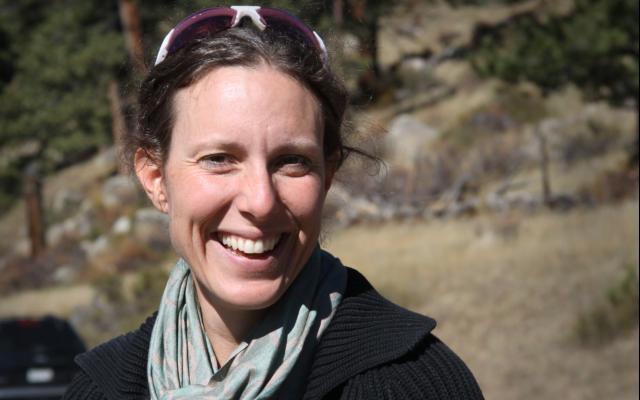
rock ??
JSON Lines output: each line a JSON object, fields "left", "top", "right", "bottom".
{"left": 81, "top": 235, "right": 110, "bottom": 261}
{"left": 379, "top": 202, "right": 399, "bottom": 221}
{"left": 324, "top": 184, "right": 353, "bottom": 227}
{"left": 135, "top": 207, "right": 169, "bottom": 226}
{"left": 14, "top": 239, "right": 30, "bottom": 257}
{"left": 324, "top": 183, "right": 391, "bottom": 227}
{"left": 51, "top": 189, "right": 83, "bottom": 216}
{"left": 80, "top": 198, "right": 94, "bottom": 213}
{"left": 134, "top": 208, "right": 170, "bottom": 249}
{"left": 46, "top": 212, "right": 94, "bottom": 246}
{"left": 385, "top": 114, "right": 439, "bottom": 169}
{"left": 377, "top": 1, "right": 570, "bottom": 71}
{"left": 66, "top": 213, "right": 93, "bottom": 238}
{"left": 325, "top": 182, "right": 432, "bottom": 226}
{"left": 351, "top": 197, "right": 382, "bottom": 221}
{"left": 485, "top": 190, "right": 540, "bottom": 213}
{"left": 341, "top": 32, "right": 361, "bottom": 58}
{"left": 112, "top": 216, "right": 132, "bottom": 235}
{"left": 91, "top": 147, "right": 117, "bottom": 172}
{"left": 101, "top": 175, "right": 144, "bottom": 211}
{"left": 46, "top": 223, "right": 67, "bottom": 247}
{"left": 52, "top": 264, "right": 78, "bottom": 284}
{"left": 396, "top": 56, "right": 433, "bottom": 95}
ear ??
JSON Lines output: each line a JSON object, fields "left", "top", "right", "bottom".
{"left": 134, "top": 149, "right": 169, "bottom": 213}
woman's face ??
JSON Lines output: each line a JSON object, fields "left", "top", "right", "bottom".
{"left": 137, "top": 65, "right": 333, "bottom": 311}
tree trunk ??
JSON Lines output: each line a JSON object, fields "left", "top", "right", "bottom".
{"left": 535, "top": 126, "right": 552, "bottom": 206}
{"left": 108, "top": 80, "right": 128, "bottom": 174}
{"left": 349, "top": 0, "right": 366, "bottom": 20}
{"left": 630, "top": 99, "right": 639, "bottom": 167}
{"left": 24, "top": 163, "right": 46, "bottom": 259}
{"left": 333, "top": 0, "right": 343, "bottom": 27}
{"left": 118, "top": 0, "right": 146, "bottom": 73}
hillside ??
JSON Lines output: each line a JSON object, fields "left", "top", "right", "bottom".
{"left": 0, "top": 1, "right": 638, "bottom": 398}
{"left": 325, "top": 200, "right": 639, "bottom": 400}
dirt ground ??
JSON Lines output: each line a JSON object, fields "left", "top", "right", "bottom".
{"left": 324, "top": 199, "right": 639, "bottom": 400}
{"left": 1, "top": 199, "right": 637, "bottom": 399}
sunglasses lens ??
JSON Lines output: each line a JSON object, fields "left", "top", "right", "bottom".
{"left": 159, "top": 7, "right": 326, "bottom": 66}
{"left": 169, "top": 14, "right": 234, "bottom": 54}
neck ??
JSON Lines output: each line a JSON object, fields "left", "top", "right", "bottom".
{"left": 193, "top": 283, "right": 266, "bottom": 366}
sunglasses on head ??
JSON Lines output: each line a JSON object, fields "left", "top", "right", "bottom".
{"left": 154, "top": 5, "right": 329, "bottom": 66}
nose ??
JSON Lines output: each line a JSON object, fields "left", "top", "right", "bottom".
{"left": 236, "top": 165, "right": 279, "bottom": 221}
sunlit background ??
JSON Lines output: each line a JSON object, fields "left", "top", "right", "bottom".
{"left": 0, "top": 1, "right": 638, "bottom": 399}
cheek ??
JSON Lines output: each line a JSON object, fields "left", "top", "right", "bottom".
{"left": 278, "top": 177, "right": 327, "bottom": 229}
{"left": 166, "top": 173, "right": 231, "bottom": 226}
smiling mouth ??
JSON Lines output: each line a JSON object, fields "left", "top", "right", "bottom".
{"left": 217, "top": 233, "right": 283, "bottom": 256}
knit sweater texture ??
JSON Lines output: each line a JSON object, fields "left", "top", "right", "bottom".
{"left": 63, "top": 268, "right": 483, "bottom": 399}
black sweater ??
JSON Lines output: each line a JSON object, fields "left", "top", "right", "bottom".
{"left": 63, "top": 268, "right": 484, "bottom": 399}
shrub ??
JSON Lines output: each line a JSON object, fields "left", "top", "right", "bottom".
{"left": 578, "top": 166, "right": 639, "bottom": 205}
{"left": 573, "top": 265, "right": 639, "bottom": 346}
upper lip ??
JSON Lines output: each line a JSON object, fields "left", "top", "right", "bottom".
{"left": 213, "top": 230, "right": 285, "bottom": 241}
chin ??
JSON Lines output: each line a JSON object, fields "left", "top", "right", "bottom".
{"left": 216, "top": 278, "right": 291, "bottom": 311}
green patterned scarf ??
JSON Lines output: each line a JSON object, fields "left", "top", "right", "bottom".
{"left": 147, "top": 247, "right": 346, "bottom": 399}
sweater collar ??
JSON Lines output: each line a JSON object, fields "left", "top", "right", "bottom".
{"left": 302, "top": 267, "right": 437, "bottom": 400}
{"left": 75, "top": 313, "right": 155, "bottom": 400}
{"left": 75, "top": 268, "right": 436, "bottom": 400}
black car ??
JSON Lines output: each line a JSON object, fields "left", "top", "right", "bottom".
{"left": 0, "top": 316, "right": 85, "bottom": 400}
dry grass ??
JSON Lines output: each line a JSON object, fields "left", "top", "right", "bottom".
{"left": 0, "top": 284, "right": 94, "bottom": 318}
{"left": 1, "top": 196, "right": 637, "bottom": 398}
{"left": 324, "top": 199, "right": 639, "bottom": 400}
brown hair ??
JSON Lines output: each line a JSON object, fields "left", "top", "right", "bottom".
{"left": 126, "top": 24, "right": 355, "bottom": 171}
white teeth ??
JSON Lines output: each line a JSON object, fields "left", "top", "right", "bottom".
{"left": 219, "top": 233, "right": 281, "bottom": 254}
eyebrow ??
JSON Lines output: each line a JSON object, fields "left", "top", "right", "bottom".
{"left": 182, "top": 134, "right": 322, "bottom": 157}
{"left": 272, "top": 138, "right": 323, "bottom": 154}
{"left": 185, "top": 137, "right": 244, "bottom": 154}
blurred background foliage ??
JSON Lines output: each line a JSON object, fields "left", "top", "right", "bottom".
{"left": 0, "top": 0, "right": 637, "bottom": 214}
{"left": 472, "top": 0, "right": 638, "bottom": 104}
{"left": 0, "top": 0, "right": 390, "bottom": 212}
{"left": 0, "top": 2, "right": 637, "bottom": 398}
{"left": 0, "top": 0, "right": 638, "bottom": 214}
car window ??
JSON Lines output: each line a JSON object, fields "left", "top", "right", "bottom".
{"left": 0, "top": 318, "right": 85, "bottom": 354}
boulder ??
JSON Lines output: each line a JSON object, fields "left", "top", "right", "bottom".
{"left": 134, "top": 208, "right": 170, "bottom": 249}
{"left": 51, "top": 189, "right": 83, "bottom": 217}
{"left": 46, "top": 212, "right": 94, "bottom": 246}
{"left": 52, "top": 264, "right": 78, "bottom": 285}
{"left": 101, "top": 175, "right": 144, "bottom": 211}
{"left": 377, "top": 0, "right": 571, "bottom": 71}
{"left": 385, "top": 114, "right": 439, "bottom": 170}
{"left": 395, "top": 56, "right": 433, "bottom": 98}
{"left": 112, "top": 215, "right": 132, "bottom": 235}
{"left": 80, "top": 235, "right": 110, "bottom": 261}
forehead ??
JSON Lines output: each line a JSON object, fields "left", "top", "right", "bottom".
{"left": 177, "top": 65, "right": 320, "bottom": 121}
{"left": 169, "top": 65, "right": 323, "bottom": 152}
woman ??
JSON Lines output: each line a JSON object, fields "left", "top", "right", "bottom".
{"left": 64, "top": 5, "right": 483, "bottom": 399}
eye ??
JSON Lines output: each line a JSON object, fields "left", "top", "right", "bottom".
{"left": 274, "top": 154, "right": 312, "bottom": 176}
{"left": 198, "top": 153, "right": 235, "bottom": 171}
